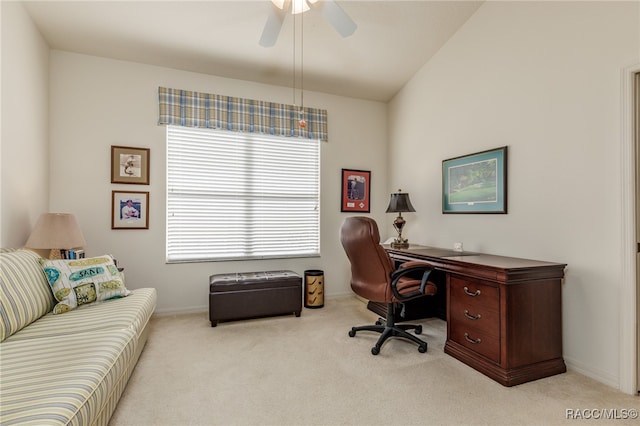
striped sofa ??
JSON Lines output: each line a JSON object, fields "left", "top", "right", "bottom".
{"left": 0, "top": 249, "right": 157, "bottom": 426}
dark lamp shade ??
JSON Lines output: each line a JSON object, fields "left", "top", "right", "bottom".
{"left": 385, "top": 192, "right": 416, "bottom": 213}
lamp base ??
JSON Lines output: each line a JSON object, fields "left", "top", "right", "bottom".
{"left": 390, "top": 238, "right": 409, "bottom": 249}
{"left": 390, "top": 214, "right": 410, "bottom": 249}
{"left": 48, "top": 249, "right": 63, "bottom": 260}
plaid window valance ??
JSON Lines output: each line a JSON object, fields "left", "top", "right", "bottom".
{"left": 158, "top": 87, "right": 328, "bottom": 142}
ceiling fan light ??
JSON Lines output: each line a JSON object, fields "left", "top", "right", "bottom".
{"left": 292, "top": 0, "right": 311, "bottom": 14}
{"left": 271, "top": 0, "right": 287, "bottom": 10}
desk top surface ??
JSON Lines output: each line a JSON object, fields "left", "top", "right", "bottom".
{"left": 384, "top": 244, "right": 567, "bottom": 271}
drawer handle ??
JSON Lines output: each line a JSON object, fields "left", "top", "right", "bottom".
{"left": 464, "top": 333, "right": 482, "bottom": 344}
{"left": 463, "top": 286, "right": 481, "bottom": 297}
{"left": 464, "top": 310, "right": 481, "bottom": 320}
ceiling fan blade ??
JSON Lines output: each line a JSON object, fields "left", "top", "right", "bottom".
{"left": 259, "top": 1, "right": 289, "bottom": 47}
{"left": 316, "top": 0, "right": 357, "bottom": 38}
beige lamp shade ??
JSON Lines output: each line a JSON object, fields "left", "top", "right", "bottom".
{"left": 25, "top": 213, "right": 86, "bottom": 257}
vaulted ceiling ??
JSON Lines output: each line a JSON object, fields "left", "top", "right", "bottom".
{"left": 23, "top": 0, "right": 483, "bottom": 102}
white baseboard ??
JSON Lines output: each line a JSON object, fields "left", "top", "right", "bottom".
{"left": 325, "top": 292, "right": 356, "bottom": 301}
{"left": 152, "top": 293, "right": 357, "bottom": 317}
{"left": 564, "top": 355, "right": 620, "bottom": 390}
{"left": 153, "top": 305, "right": 208, "bottom": 317}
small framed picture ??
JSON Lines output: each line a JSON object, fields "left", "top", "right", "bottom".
{"left": 112, "top": 191, "right": 149, "bottom": 229}
{"left": 442, "top": 146, "right": 508, "bottom": 214}
{"left": 341, "top": 169, "right": 371, "bottom": 212}
{"left": 111, "top": 145, "right": 150, "bottom": 184}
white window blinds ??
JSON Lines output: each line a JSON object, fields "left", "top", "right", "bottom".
{"left": 166, "top": 125, "right": 320, "bottom": 262}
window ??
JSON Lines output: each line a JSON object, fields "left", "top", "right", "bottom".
{"left": 166, "top": 125, "right": 320, "bottom": 262}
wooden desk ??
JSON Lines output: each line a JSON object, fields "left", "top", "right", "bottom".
{"left": 384, "top": 244, "right": 567, "bottom": 387}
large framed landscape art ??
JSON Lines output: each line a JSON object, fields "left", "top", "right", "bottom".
{"left": 442, "top": 146, "right": 507, "bottom": 214}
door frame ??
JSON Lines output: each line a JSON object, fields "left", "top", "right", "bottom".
{"left": 620, "top": 63, "right": 640, "bottom": 395}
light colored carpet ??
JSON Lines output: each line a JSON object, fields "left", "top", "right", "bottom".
{"left": 110, "top": 296, "right": 638, "bottom": 426}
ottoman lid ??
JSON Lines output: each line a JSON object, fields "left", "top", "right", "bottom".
{"left": 210, "top": 270, "right": 300, "bottom": 292}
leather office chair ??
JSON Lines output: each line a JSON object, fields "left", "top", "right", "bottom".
{"left": 340, "top": 216, "right": 438, "bottom": 355}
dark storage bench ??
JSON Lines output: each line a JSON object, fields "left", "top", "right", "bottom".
{"left": 209, "top": 270, "right": 302, "bottom": 327}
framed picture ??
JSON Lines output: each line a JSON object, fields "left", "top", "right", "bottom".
{"left": 341, "top": 169, "right": 371, "bottom": 212}
{"left": 111, "top": 145, "right": 150, "bottom": 184}
{"left": 442, "top": 146, "right": 508, "bottom": 214}
{"left": 112, "top": 190, "right": 149, "bottom": 229}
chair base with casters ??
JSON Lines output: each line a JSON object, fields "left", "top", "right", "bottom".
{"left": 348, "top": 302, "right": 427, "bottom": 355}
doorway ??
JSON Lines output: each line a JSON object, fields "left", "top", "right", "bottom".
{"left": 622, "top": 65, "right": 639, "bottom": 395}
{"left": 635, "top": 71, "right": 639, "bottom": 394}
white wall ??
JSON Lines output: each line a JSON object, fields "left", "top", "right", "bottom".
{"left": 0, "top": 1, "right": 50, "bottom": 247}
{"left": 47, "top": 51, "right": 388, "bottom": 314}
{"left": 388, "top": 1, "right": 639, "bottom": 390}
{"left": 6, "top": 0, "right": 637, "bottom": 393}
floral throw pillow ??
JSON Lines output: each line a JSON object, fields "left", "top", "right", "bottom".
{"left": 40, "top": 255, "right": 130, "bottom": 314}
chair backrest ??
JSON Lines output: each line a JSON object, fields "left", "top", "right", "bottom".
{"left": 339, "top": 216, "right": 395, "bottom": 303}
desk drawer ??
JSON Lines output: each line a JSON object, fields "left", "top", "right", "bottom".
{"left": 450, "top": 300, "right": 500, "bottom": 337}
{"left": 449, "top": 324, "right": 500, "bottom": 363}
{"left": 449, "top": 276, "right": 500, "bottom": 363}
{"left": 449, "top": 276, "right": 499, "bottom": 310}
{"left": 450, "top": 277, "right": 500, "bottom": 337}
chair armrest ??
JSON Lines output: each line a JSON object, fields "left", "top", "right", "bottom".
{"left": 390, "top": 263, "right": 434, "bottom": 301}
{"left": 397, "top": 261, "right": 433, "bottom": 270}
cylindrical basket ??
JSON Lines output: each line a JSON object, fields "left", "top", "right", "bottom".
{"left": 304, "top": 269, "right": 324, "bottom": 308}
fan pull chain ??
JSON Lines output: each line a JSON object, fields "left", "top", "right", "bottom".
{"left": 298, "top": 6, "right": 307, "bottom": 129}
{"left": 292, "top": 7, "right": 296, "bottom": 107}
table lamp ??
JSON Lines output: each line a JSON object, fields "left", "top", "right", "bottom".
{"left": 385, "top": 190, "right": 416, "bottom": 249}
{"left": 25, "top": 213, "right": 86, "bottom": 259}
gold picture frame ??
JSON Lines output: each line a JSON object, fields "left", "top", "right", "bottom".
{"left": 111, "top": 145, "right": 150, "bottom": 184}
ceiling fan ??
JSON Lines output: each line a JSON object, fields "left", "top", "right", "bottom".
{"left": 259, "top": 0, "right": 357, "bottom": 48}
